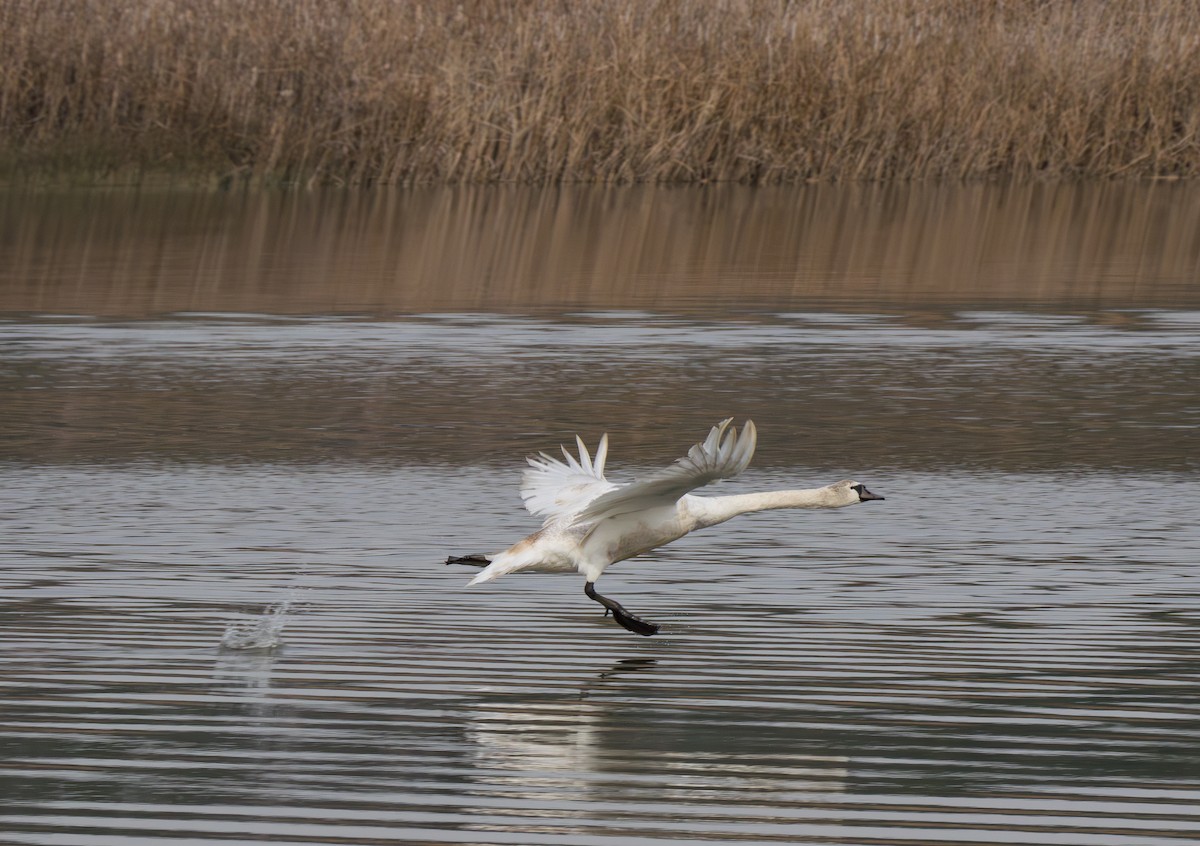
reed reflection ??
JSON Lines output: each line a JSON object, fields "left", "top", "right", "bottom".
{"left": 3, "top": 182, "right": 1199, "bottom": 316}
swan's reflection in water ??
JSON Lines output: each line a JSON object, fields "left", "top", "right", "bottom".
{"left": 586, "top": 656, "right": 659, "bottom": 688}
{"left": 463, "top": 656, "right": 849, "bottom": 821}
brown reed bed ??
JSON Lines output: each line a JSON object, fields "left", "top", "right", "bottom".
{"left": 2, "top": 0, "right": 1200, "bottom": 185}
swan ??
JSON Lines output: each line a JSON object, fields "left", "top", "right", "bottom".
{"left": 447, "top": 418, "right": 884, "bottom": 636}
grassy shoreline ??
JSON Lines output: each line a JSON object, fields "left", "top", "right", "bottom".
{"left": 3, "top": 0, "right": 1200, "bottom": 186}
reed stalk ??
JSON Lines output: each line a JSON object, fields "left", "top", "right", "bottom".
{"left": 2, "top": 0, "right": 1199, "bottom": 184}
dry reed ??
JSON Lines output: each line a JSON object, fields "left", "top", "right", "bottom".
{"left": 2, "top": 0, "right": 1200, "bottom": 184}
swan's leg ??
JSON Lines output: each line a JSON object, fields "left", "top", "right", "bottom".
{"left": 446, "top": 554, "right": 491, "bottom": 568}
{"left": 584, "top": 582, "right": 659, "bottom": 637}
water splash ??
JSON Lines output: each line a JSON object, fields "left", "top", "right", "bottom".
{"left": 220, "top": 598, "right": 293, "bottom": 650}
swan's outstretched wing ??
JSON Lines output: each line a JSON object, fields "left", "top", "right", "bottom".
{"left": 521, "top": 433, "right": 618, "bottom": 525}
{"left": 576, "top": 419, "right": 757, "bottom": 523}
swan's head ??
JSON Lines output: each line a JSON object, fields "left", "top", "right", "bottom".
{"left": 831, "top": 479, "right": 885, "bottom": 506}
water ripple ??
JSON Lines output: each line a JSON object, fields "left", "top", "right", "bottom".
{"left": 2, "top": 315, "right": 1199, "bottom": 845}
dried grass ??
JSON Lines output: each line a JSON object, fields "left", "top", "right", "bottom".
{"left": 2, "top": 0, "right": 1199, "bottom": 184}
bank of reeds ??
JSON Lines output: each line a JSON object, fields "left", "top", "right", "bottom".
{"left": 3, "top": 0, "right": 1200, "bottom": 184}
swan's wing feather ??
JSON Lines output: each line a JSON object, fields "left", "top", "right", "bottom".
{"left": 521, "top": 433, "right": 618, "bottom": 524}
{"left": 576, "top": 419, "right": 757, "bottom": 522}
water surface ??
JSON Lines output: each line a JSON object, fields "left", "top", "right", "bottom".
{"left": 2, "top": 184, "right": 1199, "bottom": 845}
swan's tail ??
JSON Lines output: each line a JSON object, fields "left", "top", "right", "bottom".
{"left": 450, "top": 553, "right": 513, "bottom": 586}
{"left": 444, "top": 549, "right": 524, "bottom": 585}
{"left": 460, "top": 528, "right": 573, "bottom": 586}
{"left": 465, "top": 555, "right": 517, "bottom": 586}
{"left": 464, "top": 545, "right": 559, "bottom": 586}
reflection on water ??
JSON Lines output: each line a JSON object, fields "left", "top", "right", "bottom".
{"left": 2, "top": 182, "right": 1200, "bottom": 315}
{"left": 2, "top": 184, "right": 1200, "bottom": 845}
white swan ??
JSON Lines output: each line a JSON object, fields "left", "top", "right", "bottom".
{"left": 447, "top": 419, "right": 884, "bottom": 636}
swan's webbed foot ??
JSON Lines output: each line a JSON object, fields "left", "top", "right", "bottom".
{"left": 584, "top": 581, "right": 659, "bottom": 637}
{"left": 446, "top": 554, "right": 491, "bottom": 568}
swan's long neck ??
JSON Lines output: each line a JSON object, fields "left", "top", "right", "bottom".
{"left": 686, "top": 487, "right": 845, "bottom": 531}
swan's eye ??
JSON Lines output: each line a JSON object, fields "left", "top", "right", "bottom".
{"left": 851, "top": 484, "right": 864, "bottom": 494}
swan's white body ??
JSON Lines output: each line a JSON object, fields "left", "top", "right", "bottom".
{"left": 467, "top": 419, "right": 878, "bottom": 587}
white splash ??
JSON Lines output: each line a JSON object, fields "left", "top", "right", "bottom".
{"left": 220, "top": 598, "right": 293, "bottom": 650}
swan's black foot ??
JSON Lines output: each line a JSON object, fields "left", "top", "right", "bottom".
{"left": 585, "top": 581, "right": 660, "bottom": 637}
{"left": 446, "top": 554, "right": 491, "bottom": 568}
{"left": 612, "top": 608, "right": 659, "bottom": 637}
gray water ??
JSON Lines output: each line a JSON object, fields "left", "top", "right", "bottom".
{"left": 2, "top": 184, "right": 1200, "bottom": 845}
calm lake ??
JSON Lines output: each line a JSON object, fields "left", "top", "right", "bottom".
{"left": 2, "top": 183, "right": 1199, "bottom": 845}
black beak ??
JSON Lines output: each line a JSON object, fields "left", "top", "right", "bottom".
{"left": 858, "top": 486, "right": 885, "bottom": 502}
